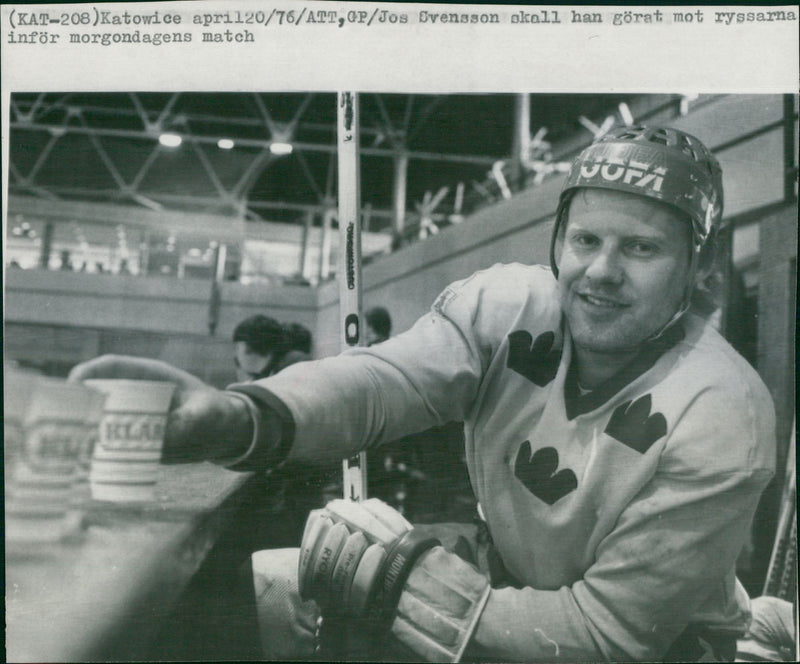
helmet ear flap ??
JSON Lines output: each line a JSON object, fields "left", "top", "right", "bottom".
{"left": 693, "top": 226, "right": 719, "bottom": 287}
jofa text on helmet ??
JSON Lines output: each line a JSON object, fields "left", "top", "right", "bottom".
{"left": 580, "top": 157, "right": 667, "bottom": 192}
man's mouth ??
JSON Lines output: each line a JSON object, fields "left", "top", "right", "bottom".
{"left": 578, "top": 293, "right": 627, "bottom": 309}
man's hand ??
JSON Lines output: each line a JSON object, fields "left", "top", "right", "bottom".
{"left": 298, "top": 499, "right": 432, "bottom": 617}
{"left": 299, "top": 499, "right": 491, "bottom": 662}
{"left": 161, "top": 387, "right": 253, "bottom": 463}
{"left": 68, "top": 354, "right": 207, "bottom": 390}
{"left": 68, "top": 354, "right": 253, "bottom": 463}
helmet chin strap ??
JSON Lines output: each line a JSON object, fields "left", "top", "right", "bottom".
{"left": 549, "top": 195, "right": 572, "bottom": 278}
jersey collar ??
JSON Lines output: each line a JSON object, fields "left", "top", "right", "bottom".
{"left": 564, "top": 322, "right": 685, "bottom": 420}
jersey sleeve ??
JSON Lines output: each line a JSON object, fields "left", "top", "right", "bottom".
{"left": 468, "top": 384, "right": 776, "bottom": 662}
{"left": 229, "top": 268, "right": 512, "bottom": 466}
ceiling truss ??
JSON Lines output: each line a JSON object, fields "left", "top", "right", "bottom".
{"left": 9, "top": 92, "right": 511, "bottom": 230}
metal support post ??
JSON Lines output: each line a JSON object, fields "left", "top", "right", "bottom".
{"left": 337, "top": 92, "right": 368, "bottom": 502}
{"left": 392, "top": 151, "right": 409, "bottom": 241}
{"left": 299, "top": 210, "right": 313, "bottom": 280}
{"left": 511, "top": 93, "right": 531, "bottom": 190}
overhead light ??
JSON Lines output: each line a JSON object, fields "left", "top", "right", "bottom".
{"left": 269, "top": 141, "right": 293, "bottom": 156}
{"left": 159, "top": 133, "right": 183, "bottom": 148}
{"left": 217, "top": 138, "right": 235, "bottom": 150}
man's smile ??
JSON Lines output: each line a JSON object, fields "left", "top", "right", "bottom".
{"left": 577, "top": 292, "right": 629, "bottom": 309}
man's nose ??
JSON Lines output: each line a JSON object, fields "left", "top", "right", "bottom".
{"left": 584, "top": 245, "right": 623, "bottom": 283}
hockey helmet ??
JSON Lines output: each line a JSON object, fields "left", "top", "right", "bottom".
{"left": 550, "top": 125, "right": 724, "bottom": 276}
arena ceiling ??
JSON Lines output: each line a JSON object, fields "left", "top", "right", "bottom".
{"left": 8, "top": 92, "right": 638, "bottom": 238}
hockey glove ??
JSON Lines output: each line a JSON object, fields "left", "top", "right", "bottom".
{"left": 298, "top": 498, "right": 491, "bottom": 662}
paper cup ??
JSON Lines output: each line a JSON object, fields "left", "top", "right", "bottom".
{"left": 64, "top": 387, "right": 107, "bottom": 535}
{"left": 85, "top": 380, "right": 175, "bottom": 502}
{"left": 5, "top": 376, "right": 93, "bottom": 544}
{"left": 3, "top": 369, "right": 37, "bottom": 488}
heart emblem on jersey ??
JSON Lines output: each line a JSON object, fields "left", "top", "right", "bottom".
{"left": 514, "top": 441, "right": 577, "bottom": 505}
{"left": 507, "top": 330, "right": 560, "bottom": 386}
{"left": 604, "top": 394, "right": 667, "bottom": 454}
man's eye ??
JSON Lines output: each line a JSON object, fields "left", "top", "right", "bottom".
{"left": 627, "top": 241, "right": 658, "bottom": 257}
{"left": 570, "top": 233, "right": 598, "bottom": 249}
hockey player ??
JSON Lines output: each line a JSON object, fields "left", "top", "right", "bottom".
{"left": 70, "top": 126, "right": 775, "bottom": 662}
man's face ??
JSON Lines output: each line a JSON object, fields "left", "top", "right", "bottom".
{"left": 234, "top": 341, "right": 270, "bottom": 382}
{"left": 555, "top": 188, "right": 693, "bottom": 356}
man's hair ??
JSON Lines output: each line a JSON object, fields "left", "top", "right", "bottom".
{"left": 285, "top": 323, "right": 313, "bottom": 354}
{"left": 366, "top": 307, "right": 392, "bottom": 340}
{"left": 232, "top": 315, "right": 287, "bottom": 357}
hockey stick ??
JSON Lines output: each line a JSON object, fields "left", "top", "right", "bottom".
{"left": 337, "top": 91, "right": 368, "bottom": 503}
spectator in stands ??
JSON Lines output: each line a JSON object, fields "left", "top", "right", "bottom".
{"left": 233, "top": 314, "right": 310, "bottom": 382}
{"left": 234, "top": 314, "right": 334, "bottom": 541}
{"left": 59, "top": 250, "right": 73, "bottom": 271}
{"left": 365, "top": 306, "right": 392, "bottom": 345}
{"left": 284, "top": 322, "right": 313, "bottom": 355}
{"left": 118, "top": 258, "right": 132, "bottom": 275}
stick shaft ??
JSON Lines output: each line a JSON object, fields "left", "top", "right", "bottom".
{"left": 337, "top": 91, "right": 368, "bottom": 502}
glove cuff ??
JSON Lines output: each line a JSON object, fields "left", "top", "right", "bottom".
{"left": 391, "top": 546, "right": 491, "bottom": 663}
{"left": 223, "top": 384, "right": 295, "bottom": 471}
{"left": 367, "top": 530, "right": 440, "bottom": 624}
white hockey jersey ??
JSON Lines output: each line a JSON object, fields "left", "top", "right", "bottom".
{"left": 232, "top": 263, "right": 776, "bottom": 661}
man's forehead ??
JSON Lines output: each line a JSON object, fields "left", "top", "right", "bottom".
{"left": 569, "top": 188, "right": 689, "bottom": 224}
